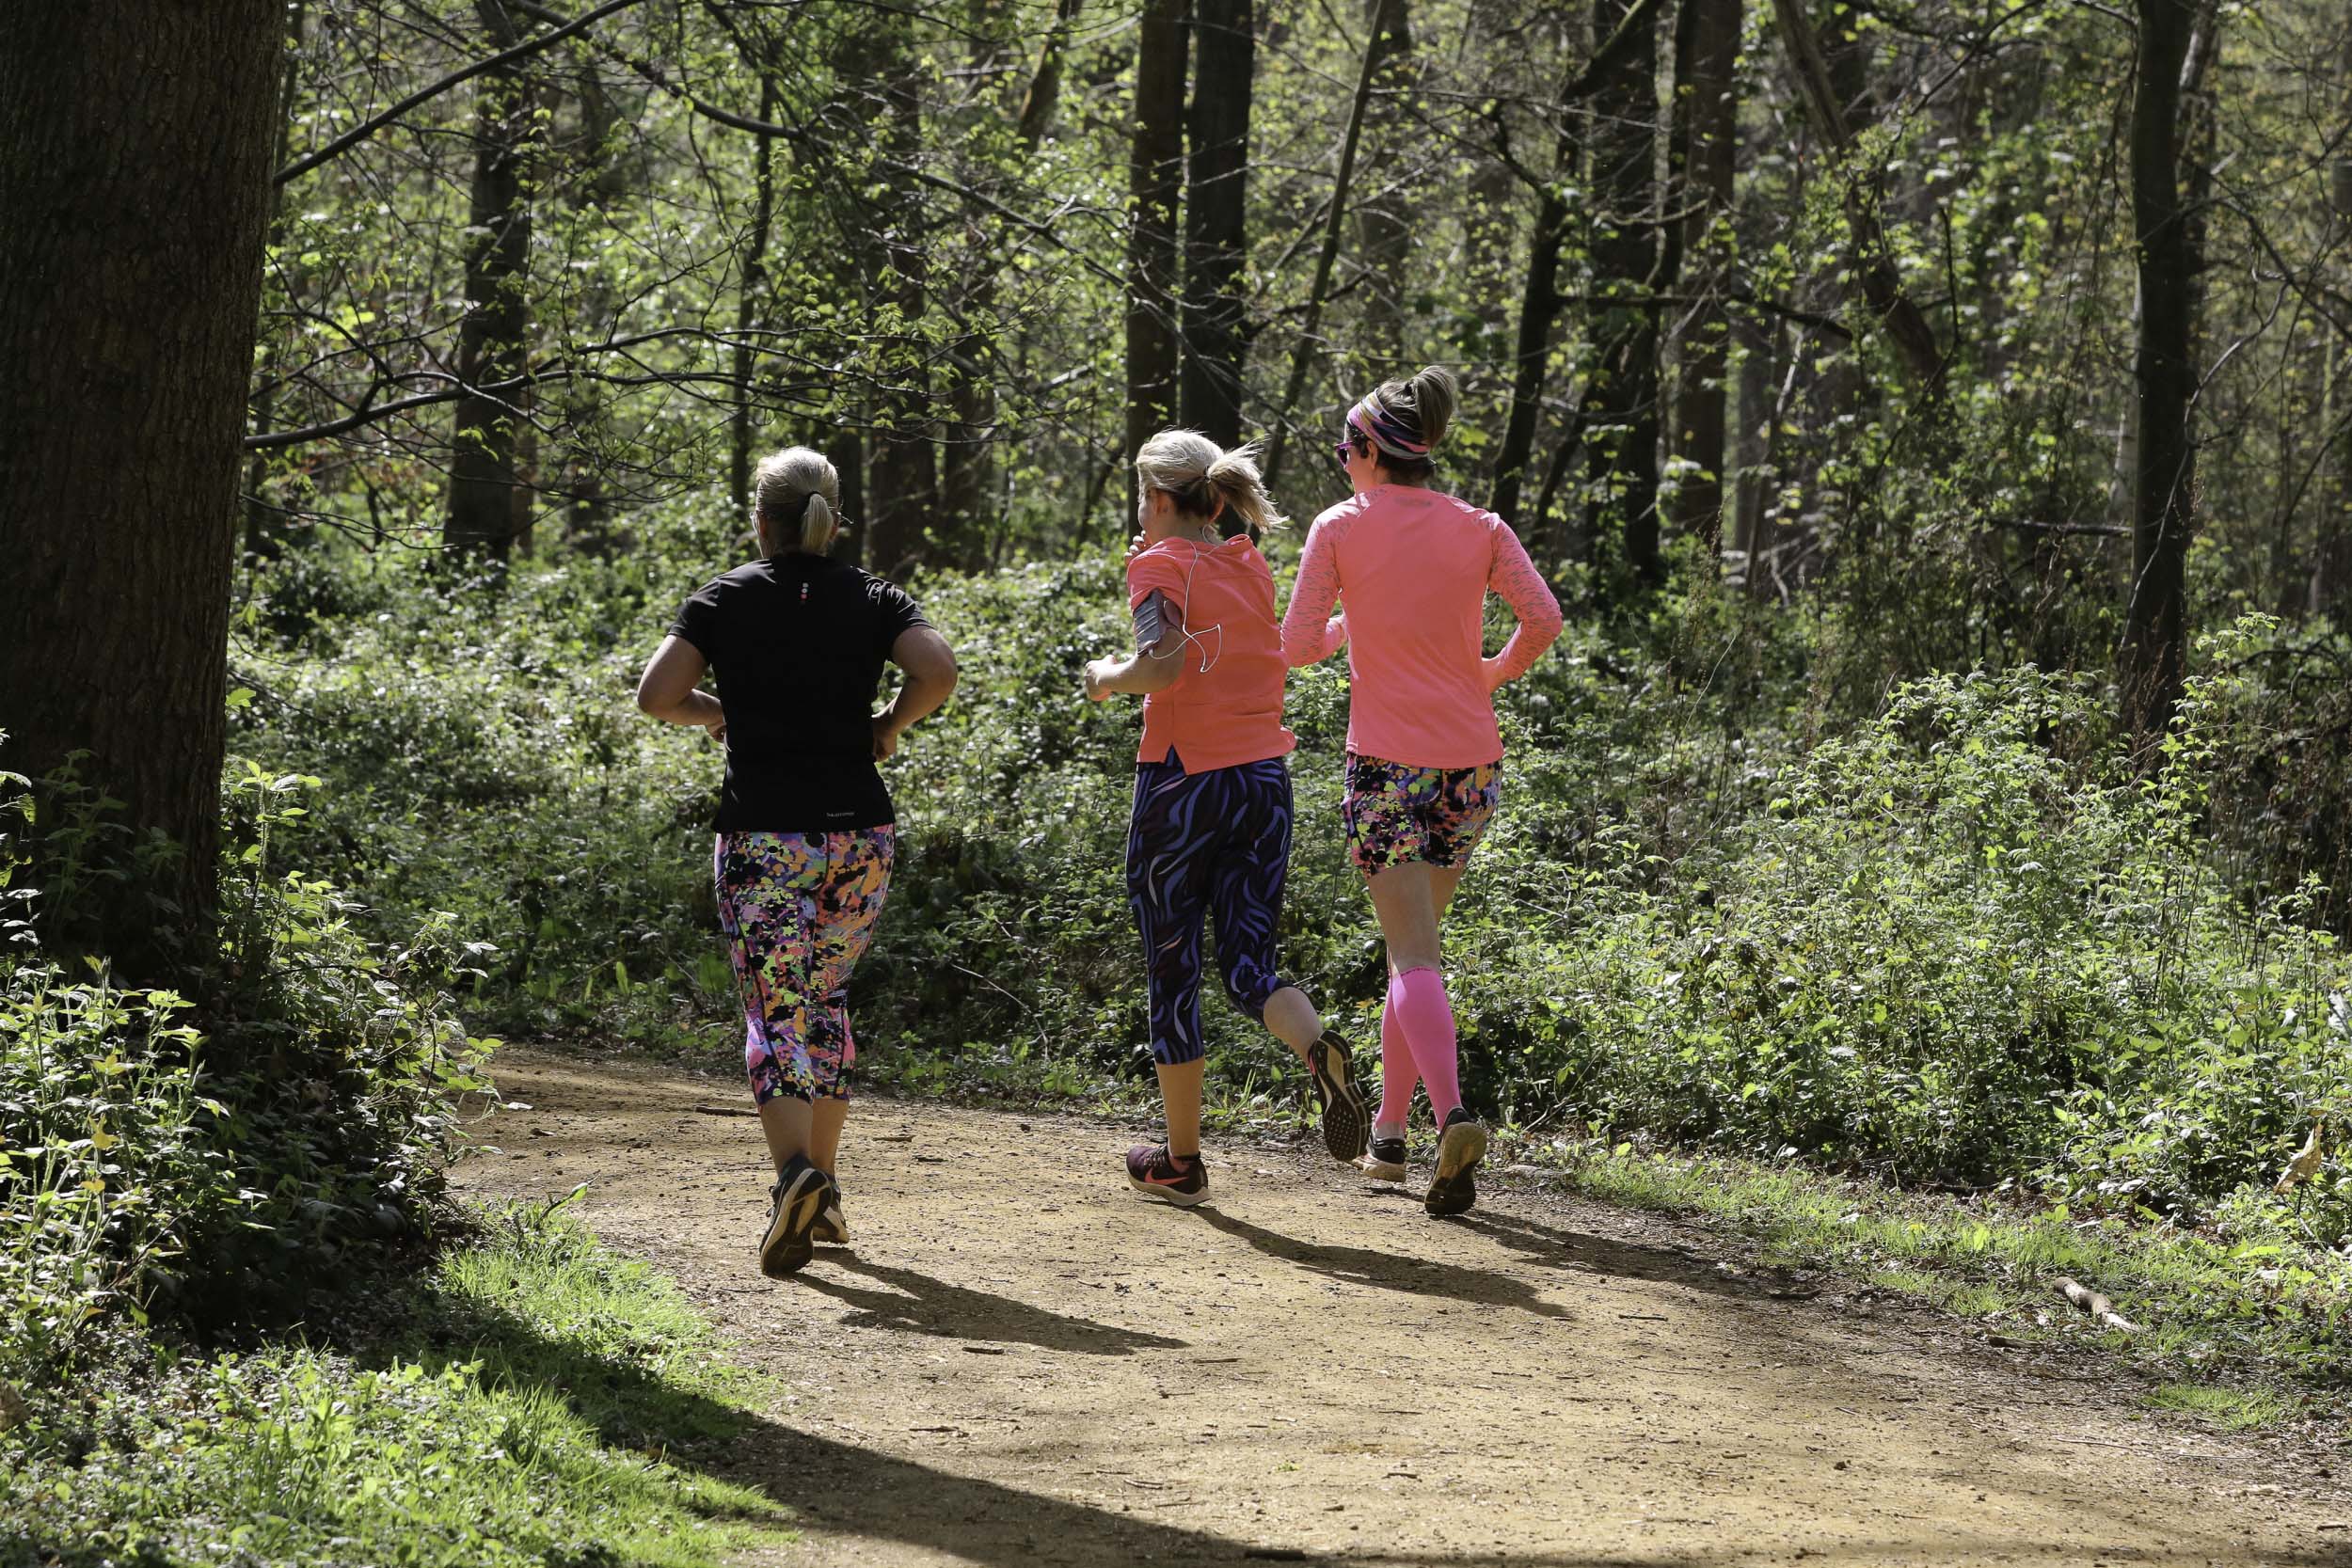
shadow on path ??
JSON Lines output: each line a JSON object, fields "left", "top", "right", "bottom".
{"left": 796, "top": 1255, "right": 1189, "bottom": 1354}
{"left": 1191, "top": 1208, "right": 1573, "bottom": 1321}
{"left": 1453, "top": 1209, "right": 1775, "bottom": 1301}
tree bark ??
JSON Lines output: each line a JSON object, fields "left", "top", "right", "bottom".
{"left": 1583, "top": 0, "right": 1663, "bottom": 583}
{"left": 2319, "top": 19, "right": 2352, "bottom": 618}
{"left": 0, "top": 1, "right": 283, "bottom": 969}
{"left": 443, "top": 0, "right": 541, "bottom": 561}
{"left": 1262, "top": 0, "right": 1398, "bottom": 487}
{"left": 1667, "top": 0, "right": 1740, "bottom": 554}
{"left": 2118, "top": 0, "right": 2201, "bottom": 739}
{"left": 730, "top": 71, "right": 782, "bottom": 523}
{"left": 856, "top": 27, "right": 939, "bottom": 577}
{"left": 1489, "top": 0, "right": 1661, "bottom": 529}
{"left": 1355, "top": 0, "right": 1417, "bottom": 355}
{"left": 244, "top": 0, "right": 310, "bottom": 562}
{"left": 1489, "top": 96, "right": 1576, "bottom": 527}
{"left": 1016, "top": 0, "right": 1086, "bottom": 149}
{"left": 1181, "top": 0, "right": 1254, "bottom": 447}
{"left": 1769, "top": 0, "right": 1946, "bottom": 393}
{"left": 1126, "top": 0, "right": 1188, "bottom": 494}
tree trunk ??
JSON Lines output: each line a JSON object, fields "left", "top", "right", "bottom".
{"left": 1583, "top": 0, "right": 1663, "bottom": 584}
{"left": 1489, "top": 95, "right": 1576, "bottom": 528}
{"left": 1261, "top": 0, "right": 1395, "bottom": 488}
{"left": 1016, "top": 0, "right": 1086, "bottom": 149}
{"left": 1666, "top": 0, "right": 1740, "bottom": 555}
{"left": 730, "top": 72, "right": 782, "bottom": 523}
{"left": 1770, "top": 0, "right": 1945, "bottom": 393}
{"left": 859, "top": 31, "right": 939, "bottom": 577}
{"left": 1355, "top": 0, "right": 1417, "bottom": 355}
{"left": 1181, "top": 0, "right": 1254, "bottom": 447}
{"left": 1126, "top": 0, "right": 1187, "bottom": 499}
{"left": 0, "top": 1, "right": 283, "bottom": 970}
{"left": 244, "top": 0, "right": 310, "bottom": 562}
{"left": 2318, "top": 20, "right": 2352, "bottom": 618}
{"left": 2118, "top": 0, "right": 2200, "bottom": 740}
{"left": 443, "top": 0, "right": 539, "bottom": 561}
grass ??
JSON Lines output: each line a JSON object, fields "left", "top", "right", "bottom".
{"left": 1526, "top": 1135, "right": 2352, "bottom": 1429}
{"left": 0, "top": 1195, "right": 794, "bottom": 1567}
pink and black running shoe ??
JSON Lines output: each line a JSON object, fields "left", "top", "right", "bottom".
{"left": 1125, "top": 1143, "right": 1210, "bottom": 1207}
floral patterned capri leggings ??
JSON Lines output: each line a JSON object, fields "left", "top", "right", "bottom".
{"left": 714, "top": 828, "right": 895, "bottom": 1104}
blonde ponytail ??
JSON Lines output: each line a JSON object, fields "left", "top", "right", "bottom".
{"left": 1135, "top": 428, "right": 1286, "bottom": 545}
{"left": 1204, "top": 442, "right": 1285, "bottom": 544}
{"left": 797, "top": 492, "right": 835, "bottom": 555}
{"left": 751, "top": 446, "right": 842, "bottom": 557}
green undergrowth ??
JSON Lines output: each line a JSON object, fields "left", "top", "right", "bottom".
{"left": 1509, "top": 1132, "right": 2352, "bottom": 1429}
{"left": 0, "top": 1197, "right": 791, "bottom": 1567}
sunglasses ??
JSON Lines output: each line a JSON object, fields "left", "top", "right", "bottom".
{"left": 1333, "top": 436, "right": 1362, "bottom": 467}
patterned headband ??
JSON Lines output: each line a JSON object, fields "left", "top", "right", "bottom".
{"left": 1347, "top": 388, "right": 1431, "bottom": 461}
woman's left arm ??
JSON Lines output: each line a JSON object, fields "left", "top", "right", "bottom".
{"left": 636, "top": 636, "right": 726, "bottom": 737}
{"left": 1480, "top": 522, "right": 1564, "bottom": 689}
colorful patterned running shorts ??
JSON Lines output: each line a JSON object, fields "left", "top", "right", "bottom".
{"left": 1341, "top": 752, "right": 1502, "bottom": 875}
{"left": 714, "top": 828, "right": 895, "bottom": 1104}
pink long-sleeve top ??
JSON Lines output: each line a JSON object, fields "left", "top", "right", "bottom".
{"left": 1280, "top": 485, "right": 1563, "bottom": 769}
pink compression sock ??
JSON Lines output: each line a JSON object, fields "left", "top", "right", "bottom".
{"left": 1386, "top": 966, "right": 1462, "bottom": 1124}
{"left": 1375, "top": 996, "right": 1420, "bottom": 1134}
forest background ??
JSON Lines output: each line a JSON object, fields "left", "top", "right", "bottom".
{"left": 5, "top": 0, "right": 2352, "bottom": 1556}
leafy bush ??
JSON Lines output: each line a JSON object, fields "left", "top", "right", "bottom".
{"left": 0, "top": 754, "right": 491, "bottom": 1373}
{"left": 229, "top": 520, "right": 2351, "bottom": 1237}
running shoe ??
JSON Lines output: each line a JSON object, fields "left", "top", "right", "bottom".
{"left": 812, "top": 1179, "right": 850, "bottom": 1246}
{"left": 1358, "top": 1132, "right": 1407, "bottom": 1182}
{"left": 1423, "top": 1108, "right": 1487, "bottom": 1218}
{"left": 760, "top": 1155, "right": 828, "bottom": 1276}
{"left": 1306, "top": 1029, "right": 1370, "bottom": 1163}
{"left": 1126, "top": 1143, "right": 1210, "bottom": 1207}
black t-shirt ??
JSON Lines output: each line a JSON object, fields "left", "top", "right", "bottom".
{"left": 667, "top": 553, "right": 930, "bottom": 833}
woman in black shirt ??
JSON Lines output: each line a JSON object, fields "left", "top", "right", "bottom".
{"left": 638, "top": 446, "right": 958, "bottom": 1276}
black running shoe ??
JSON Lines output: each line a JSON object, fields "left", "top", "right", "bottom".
{"left": 1306, "top": 1030, "right": 1370, "bottom": 1163}
{"left": 1424, "top": 1108, "right": 1487, "bottom": 1218}
{"left": 760, "top": 1156, "right": 828, "bottom": 1276}
{"left": 1359, "top": 1133, "right": 1407, "bottom": 1182}
{"left": 812, "top": 1179, "right": 849, "bottom": 1246}
{"left": 1126, "top": 1143, "right": 1210, "bottom": 1207}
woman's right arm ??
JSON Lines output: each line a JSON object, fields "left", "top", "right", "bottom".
{"left": 874, "top": 626, "right": 959, "bottom": 759}
{"left": 1279, "top": 520, "right": 1348, "bottom": 667}
{"left": 636, "top": 636, "right": 726, "bottom": 736}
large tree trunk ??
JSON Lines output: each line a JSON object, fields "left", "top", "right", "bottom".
{"left": 1126, "top": 0, "right": 1187, "bottom": 499}
{"left": 1583, "top": 0, "right": 1663, "bottom": 585}
{"left": 730, "top": 71, "right": 783, "bottom": 523}
{"left": 2118, "top": 0, "right": 2201, "bottom": 740}
{"left": 1354, "top": 0, "right": 1417, "bottom": 355}
{"left": 0, "top": 2, "right": 282, "bottom": 970}
{"left": 1666, "top": 0, "right": 1740, "bottom": 555}
{"left": 857, "top": 30, "right": 939, "bottom": 577}
{"left": 443, "top": 0, "right": 540, "bottom": 561}
{"left": 2318, "top": 22, "right": 2352, "bottom": 619}
{"left": 1181, "top": 0, "right": 1254, "bottom": 447}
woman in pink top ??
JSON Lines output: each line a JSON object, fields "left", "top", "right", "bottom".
{"left": 1281, "top": 366, "right": 1563, "bottom": 1217}
{"left": 1082, "top": 430, "right": 1368, "bottom": 1207}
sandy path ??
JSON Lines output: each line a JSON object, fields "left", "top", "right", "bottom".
{"left": 454, "top": 1050, "right": 2348, "bottom": 1567}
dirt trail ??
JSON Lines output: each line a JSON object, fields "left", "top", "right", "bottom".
{"left": 454, "top": 1050, "right": 2347, "bottom": 1567}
